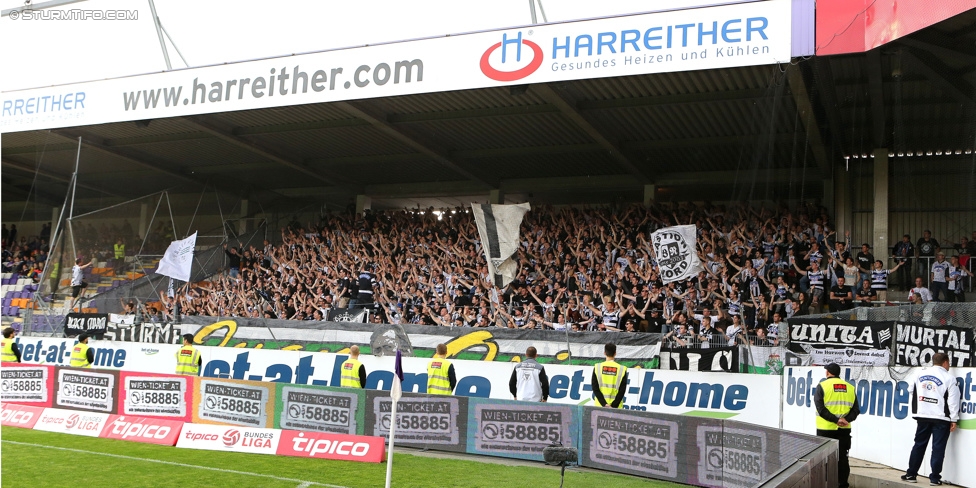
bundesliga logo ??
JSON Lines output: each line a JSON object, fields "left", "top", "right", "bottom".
{"left": 222, "top": 429, "right": 240, "bottom": 447}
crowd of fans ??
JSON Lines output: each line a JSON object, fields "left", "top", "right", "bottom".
{"left": 157, "top": 202, "right": 973, "bottom": 341}
{"left": 4, "top": 205, "right": 973, "bottom": 344}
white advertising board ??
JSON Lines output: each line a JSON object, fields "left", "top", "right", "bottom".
{"left": 175, "top": 423, "right": 281, "bottom": 455}
{"left": 1, "top": 0, "right": 799, "bottom": 133}
{"left": 14, "top": 335, "right": 783, "bottom": 427}
{"left": 194, "top": 344, "right": 782, "bottom": 427}
{"left": 33, "top": 407, "right": 110, "bottom": 437}
{"left": 782, "top": 366, "right": 976, "bottom": 487}
{"left": 13, "top": 337, "right": 182, "bottom": 372}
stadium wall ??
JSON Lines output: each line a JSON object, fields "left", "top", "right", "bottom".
{"left": 2, "top": 361, "right": 828, "bottom": 487}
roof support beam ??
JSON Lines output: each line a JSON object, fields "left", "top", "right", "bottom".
{"left": 866, "top": 49, "right": 887, "bottom": 147}
{"left": 813, "top": 57, "right": 851, "bottom": 159}
{"left": 1, "top": 157, "right": 126, "bottom": 198}
{"left": 50, "top": 129, "right": 204, "bottom": 188}
{"left": 902, "top": 47, "right": 976, "bottom": 106}
{"left": 180, "top": 116, "right": 347, "bottom": 187}
{"left": 48, "top": 129, "right": 288, "bottom": 208}
{"left": 0, "top": 180, "right": 64, "bottom": 206}
{"left": 785, "top": 64, "right": 832, "bottom": 178}
{"left": 899, "top": 32, "right": 976, "bottom": 64}
{"left": 577, "top": 88, "right": 773, "bottom": 111}
{"left": 622, "top": 134, "right": 798, "bottom": 151}
{"left": 530, "top": 83, "right": 650, "bottom": 183}
{"left": 333, "top": 100, "right": 494, "bottom": 188}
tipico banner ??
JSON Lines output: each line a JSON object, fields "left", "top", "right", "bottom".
{"left": 0, "top": 0, "right": 805, "bottom": 133}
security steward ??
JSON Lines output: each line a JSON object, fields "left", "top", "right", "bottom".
{"left": 70, "top": 333, "right": 95, "bottom": 368}
{"left": 426, "top": 343, "right": 456, "bottom": 395}
{"left": 1, "top": 327, "right": 22, "bottom": 363}
{"left": 509, "top": 346, "right": 549, "bottom": 402}
{"left": 340, "top": 345, "right": 367, "bottom": 388}
{"left": 814, "top": 363, "right": 860, "bottom": 488}
{"left": 591, "top": 343, "right": 628, "bottom": 408}
{"left": 175, "top": 333, "right": 202, "bottom": 376}
{"left": 113, "top": 238, "right": 126, "bottom": 274}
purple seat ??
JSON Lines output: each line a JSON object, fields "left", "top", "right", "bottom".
{"left": 10, "top": 306, "right": 19, "bottom": 316}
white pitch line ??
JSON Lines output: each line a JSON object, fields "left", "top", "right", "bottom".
{"left": 2, "top": 440, "right": 348, "bottom": 488}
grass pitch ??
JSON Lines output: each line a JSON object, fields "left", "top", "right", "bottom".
{"left": 1, "top": 427, "right": 679, "bottom": 488}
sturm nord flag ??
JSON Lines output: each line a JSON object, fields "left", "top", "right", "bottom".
{"left": 651, "top": 225, "right": 704, "bottom": 284}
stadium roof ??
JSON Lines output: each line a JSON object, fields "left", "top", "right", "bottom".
{"left": 3, "top": 8, "right": 975, "bottom": 214}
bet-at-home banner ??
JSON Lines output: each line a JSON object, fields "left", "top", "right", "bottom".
{"left": 8, "top": 335, "right": 781, "bottom": 428}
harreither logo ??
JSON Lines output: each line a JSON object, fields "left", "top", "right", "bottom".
{"left": 480, "top": 32, "right": 543, "bottom": 82}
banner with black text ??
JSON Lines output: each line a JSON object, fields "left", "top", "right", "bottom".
{"left": 660, "top": 346, "right": 739, "bottom": 373}
{"left": 894, "top": 322, "right": 974, "bottom": 367}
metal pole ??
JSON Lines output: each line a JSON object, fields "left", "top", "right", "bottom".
{"left": 527, "top": 0, "right": 537, "bottom": 24}
{"left": 159, "top": 20, "right": 189, "bottom": 68}
{"left": 384, "top": 397, "right": 398, "bottom": 488}
{"left": 536, "top": 0, "right": 548, "bottom": 23}
{"left": 147, "top": 0, "right": 171, "bottom": 70}
{"left": 68, "top": 137, "right": 81, "bottom": 219}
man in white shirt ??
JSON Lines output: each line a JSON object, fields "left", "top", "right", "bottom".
{"left": 509, "top": 346, "right": 549, "bottom": 402}
{"left": 929, "top": 253, "right": 950, "bottom": 302}
{"left": 947, "top": 255, "right": 972, "bottom": 303}
{"left": 901, "top": 353, "right": 961, "bottom": 485}
{"left": 908, "top": 277, "right": 933, "bottom": 304}
{"left": 69, "top": 258, "right": 93, "bottom": 312}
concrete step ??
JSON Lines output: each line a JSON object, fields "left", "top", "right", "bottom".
{"left": 850, "top": 459, "right": 955, "bottom": 487}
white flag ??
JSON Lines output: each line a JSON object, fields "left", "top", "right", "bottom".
{"left": 156, "top": 232, "right": 197, "bottom": 282}
{"left": 651, "top": 225, "right": 704, "bottom": 284}
{"left": 470, "top": 203, "right": 530, "bottom": 288}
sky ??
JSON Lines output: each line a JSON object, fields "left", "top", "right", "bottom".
{"left": 0, "top": 0, "right": 747, "bottom": 92}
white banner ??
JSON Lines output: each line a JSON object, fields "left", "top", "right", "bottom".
{"left": 156, "top": 232, "right": 197, "bottom": 283}
{"left": 1, "top": 0, "right": 797, "bottom": 133}
{"left": 651, "top": 225, "right": 705, "bottom": 283}
{"left": 809, "top": 347, "right": 890, "bottom": 367}
{"left": 782, "top": 367, "right": 976, "bottom": 487}
{"left": 13, "top": 337, "right": 183, "bottom": 372}
{"left": 176, "top": 423, "right": 281, "bottom": 455}
{"left": 193, "top": 344, "right": 781, "bottom": 427}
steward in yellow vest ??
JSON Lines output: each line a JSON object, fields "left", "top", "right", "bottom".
{"left": 814, "top": 363, "right": 860, "bottom": 488}
{"left": 114, "top": 240, "right": 125, "bottom": 259}
{"left": 1, "top": 327, "right": 21, "bottom": 363}
{"left": 426, "top": 343, "right": 456, "bottom": 395}
{"left": 591, "top": 343, "right": 628, "bottom": 408}
{"left": 70, "top": 333, "right": 94, "bottom": 368}
{"left": 175, "top": 334, "right": 202, "bottom": 376}
{"left": 340, "top": 345, "right": 366, "bottom": 388}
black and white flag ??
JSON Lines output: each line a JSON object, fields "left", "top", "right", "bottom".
{"left": 471, "top": 203, "right": 531, "bottom": 288}
{"left": 651, "top": 225, "right": 704, "bottom": 284}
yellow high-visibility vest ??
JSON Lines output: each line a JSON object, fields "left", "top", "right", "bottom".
{"left": 70, "top": 342, "right": 91, "bottom": 368}
{"left": 1, "top": 338, "right": 17, "bottom": 362}
{"left": 114, "top": 243, "right": 125, "bottom": 259}
{"left": 427, "top": 358, "right": 453, "bottom": 395}
{"left": 594, "top": 360, "right": 628, "bottom": 408}
{"left": 175, "top": 345, "right": 201, "bottom": 376}
{"left": 340, "top": 358, "right": 364, "bottom": 388}
{"left": 816, "top": 377, "right": 856, "bottom": 431}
